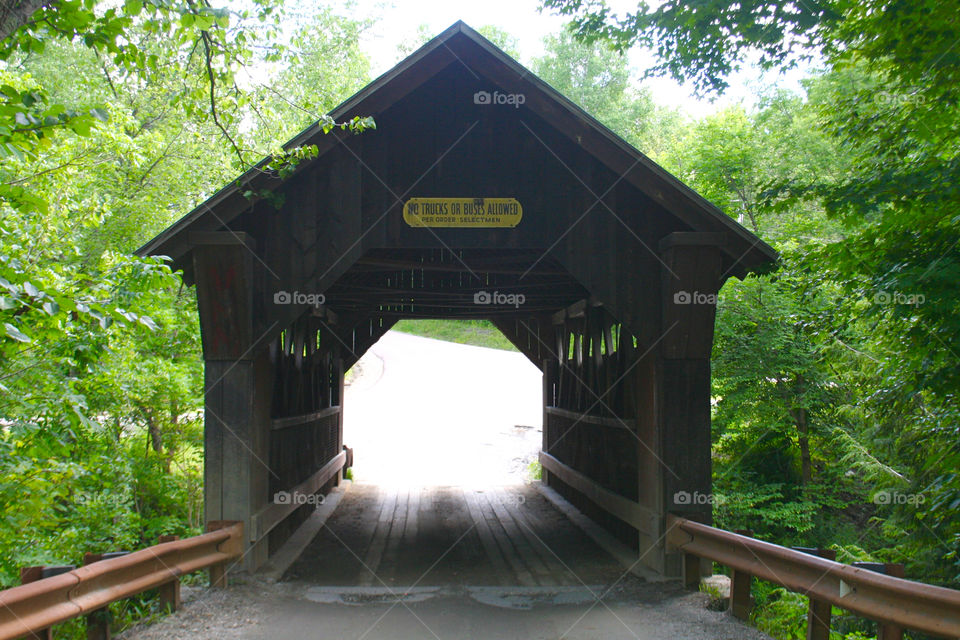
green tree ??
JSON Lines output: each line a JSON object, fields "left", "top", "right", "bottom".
{"left": 0, "top": 2, "right": 374, "bottom": 608}
{"left": 532, "top": 29, "right": 679, "bottom": 160}
{"left": 545, "top": 0, "right": 960, "bottom": 588}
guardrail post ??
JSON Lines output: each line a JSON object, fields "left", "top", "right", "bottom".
{"left": 157, "top": 536, "right": 182, "bottom": 612}
{"left": 730, "top": 530, "right": 754, "bottom": 620}
{"left": 82, "top": 553, "right": 112, "bottom": 640}
{"left": 206, "top": 520, "right": 242, "bottom": 588}
{"left": 20, "top": 566, "right": 69, "bottom": 640}
{"left": 208, "top": 560, "right": 226, "bottom": 589}
{"left": 877, "top": 563, "right": 905, "bottom": 640}
{"left": 804, "top": 548, "right": 836, "bottom": 640}
{"left": 730, "top": 568, "right": 753, "bottom": 619}
{"left": 682, "top": 552, "right": 701, "bottom": 590}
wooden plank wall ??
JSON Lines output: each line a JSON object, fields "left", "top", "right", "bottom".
{"left": 265, "top": 316, "right": 346, "bottom": 553}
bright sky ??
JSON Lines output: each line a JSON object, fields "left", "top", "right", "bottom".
{"left": 346, "top": 0, "right": 813, "bottom": 118}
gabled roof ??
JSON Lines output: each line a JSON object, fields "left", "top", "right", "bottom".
{"left": 138, "top": 21, "right": 777, "bottom": 272}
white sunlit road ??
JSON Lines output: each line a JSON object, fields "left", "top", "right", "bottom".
{"left": 123, "top": 332, "right": 771, "bottom": 640}
{"left": 343, "top": 330, "right": 544, "bottom": 488}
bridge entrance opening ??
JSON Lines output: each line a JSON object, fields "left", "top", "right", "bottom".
{"left": 344, "top": 328, "right": 542, "bottom": 488}
{"left": 285, "top": 324, "right": 637, "bottom": 592}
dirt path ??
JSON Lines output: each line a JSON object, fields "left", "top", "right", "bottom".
{"left": 120, "top": 572, "right": 772, "bottom": 640}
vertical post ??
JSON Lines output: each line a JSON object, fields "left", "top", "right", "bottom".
{"left": 336, "top": 356, "right": 345, "bottom": 483}
{"left": 655, "top": 232, "right": 725, "bottom": 577}
{"left": 542, "top": 358, "right": 557, "bottom": 486}
{"left": 157, "top": 535, "right": 181, "bottom": 612}
{"left": 806, "top": 548, "right": 836, "bottom": 640}
{"left": 631, "top": 347, "right": 664, "bottom": 574}
{"left": 193, "top": 233, "right": 272, "bottom": 572}
{"left": 726, "top": 530, "right": 755, "bottom": 620}
{"left": 19, "top": 567, "right": 53, "bottom": 640}
{"left": 682, "top": 552, "right": 701, "bottom": 590}
{"left": 877, "top": 564, "right": 905, "bottom": 640}
{"left": 729, "top": 569, "right": 753, "bottom": 620}
{"left": 208, "top": 562, "right": 226, "bottom": 589}
{"left": 81, "top": 554, "right": 111, "bottom": 640}
{"left": 207, "top": 521, "right": 229, "bottom": 588}
{"left": 206, "top": 520, "right": 243, "bottom": 588}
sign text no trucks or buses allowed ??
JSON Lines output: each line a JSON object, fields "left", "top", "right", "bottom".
{"left": 403, "top": 197, "right": 522, "bottom": 228}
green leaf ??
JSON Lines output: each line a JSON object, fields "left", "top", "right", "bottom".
{"left": 3, "top": 322, "right": 30, "bottom": 343}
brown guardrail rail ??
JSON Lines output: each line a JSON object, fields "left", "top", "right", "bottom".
{"left": 0, "top": 521, "right": 242, "bottom": 640}
{"left": 667, "top": 514, "right": 960, "bottom": 639}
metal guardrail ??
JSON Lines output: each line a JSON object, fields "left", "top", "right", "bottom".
{"left": 667, "top": 515, "right": 960, "bottom": 639}
{"left": 0, "top": 521, "right": 242, "bottom": 640}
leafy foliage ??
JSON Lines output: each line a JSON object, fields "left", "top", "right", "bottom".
{"left": 0, "top": 9, "right": 373, "bottom": 640}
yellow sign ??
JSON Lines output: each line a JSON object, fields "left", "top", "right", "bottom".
{"left": 403, "top": 197, "right": 522, "bottom": 228}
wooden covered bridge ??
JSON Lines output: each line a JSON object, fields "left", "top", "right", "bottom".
{"left": 5, "top": 22, "right": 960, "bottom": 640}
{"left": 138, "top": 22, "right": 776, "bottom": 578}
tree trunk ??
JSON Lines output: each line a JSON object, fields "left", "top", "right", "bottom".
{"left": 792, "top": 375, "right": 813, "bottom": 486}
{"left": 796, "top": 406, "right": 812, "bottom": 486}
{"left": 0, "top": 0, "right": 51, "bottom": 43}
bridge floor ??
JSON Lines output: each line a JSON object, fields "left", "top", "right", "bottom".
{"left": 283, "top": 483, "right": 624, "bottom": 588}
{"left": 124, "top": 482, "right": 773, "bottom": 640}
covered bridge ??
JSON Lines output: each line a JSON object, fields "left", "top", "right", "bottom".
{"left": 138, "top": 22, "right": 777, "bottom": 578}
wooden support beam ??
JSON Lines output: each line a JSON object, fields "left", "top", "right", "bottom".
{"left": 270, "top": 406, "right": 341, "bottom": 431}
{"left": 192, "top": 236, "right": 256, "bottom": 362}
{"left": 544, "top": 406, "right": 636, "bottom": 429}
{"left": 659, "top": 232, "right": 724, "bottom": 360}
{"left": 550, "top": 297, "right": 604, "bottom": 325}
{"left": 490, "top": 317, "right": 547, "bottom": 369}
{"left": 310, "top": 306, "right": 339, "bottom": 325}
{"left": 542, "top": 359, "right": 557, "bottom": 486}
{"left": 539, "top": 452, "right": 658, "bottom": 537}
{"left": 336, "top": 357, "right": 345, "bottom": 481}
{"left": 250, "top": 451, "right": 347, "bottom": 544}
